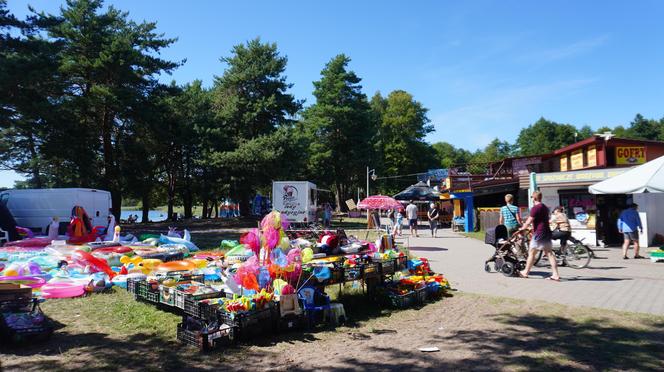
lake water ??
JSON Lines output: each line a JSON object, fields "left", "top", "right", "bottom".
{"left": 120, "top": 210, "right": 167, "bottom": 223}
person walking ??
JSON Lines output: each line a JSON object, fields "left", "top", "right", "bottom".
{"left": 322, "top": 203, "right": 333, "bottom": 228}
{"left": 427, "top": 202, "right": 440, "bottom": 237}
{"left": 406, "top": 200, "right": 419, "bottom": 237}
{"left": 518, "top": 191, "right": 561, "bottom": 281}
{"left": 392, "top": 207, "right": 404, "bottom": 237}
{"left": 499, "top": 194, "right": 522, "bottom": 237}
{"left": 618, "top": 203, "right": 644, "bottom": 259}
{"left": 550, "top": 206, "right": 571, "bottom": 248}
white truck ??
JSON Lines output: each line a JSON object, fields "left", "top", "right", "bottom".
{"left": 0, "top": 188, "right": 112, "bottom": 234}
{"left": 271, "top": 181, "right": 318, "bottom": 223}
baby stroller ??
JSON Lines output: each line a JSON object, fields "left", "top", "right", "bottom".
{"left": 484, "top": 225, "right": 528, "bottom": 277}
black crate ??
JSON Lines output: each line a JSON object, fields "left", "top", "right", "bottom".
{"left": 362, "top": 262, "right": 381, "bottom": 280}
{"left": 387, "top": 290, "right": 418, "bottom": 309}
{"left": 218, "top": 304, "right": 276, "bottom": 339}
{"left": 126, "top": 278, "right": 140, "bottom": 298}
{"left": 176, "top": 322, "right": 234, "bottom": 352}
{"left": 415, "top": 287, "right": 428, "bottom": 304}
{"left": 376, "top": 259, "right": 396, "bottom": 277}
{"left": 135, "top": 280, "right": 160, "bottom": 304}
{"left": 277, "top": 313, "right": 305, "bottom": 333}
{"left": 184, "top": 297, "right": 225, "bottom": 321}
{"left": 395, "top": 255, "right": 408, "bottom": 271}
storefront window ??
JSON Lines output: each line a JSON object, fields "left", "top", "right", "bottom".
{"left": 558, "top": 190, "right": 595, "bottom": 219}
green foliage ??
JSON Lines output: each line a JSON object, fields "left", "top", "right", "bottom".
{"left": 211, "top": 38, "right": 303, "bottom": 212}
{"left": 515, "top": 117, "right": 583, "bottom": 155}
{"left": 301, "top": 54, "right": 377, "bottom": 206}
{"left": 372, "top": 90, "right": 436, "bottom": 193}
{"left": 213, "top": 38, "right": 302, "bottom": 140}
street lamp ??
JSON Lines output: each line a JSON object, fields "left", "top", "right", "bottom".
{"left": 366, "top": 166, "right": 377, "bottom": 197}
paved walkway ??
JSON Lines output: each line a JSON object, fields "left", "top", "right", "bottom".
{"left": 397, "top": 228, "right": 664, "bottom": 315}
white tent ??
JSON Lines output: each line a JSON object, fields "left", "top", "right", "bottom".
{"left": 589, "top": 155, "right": 664, "bottom": 194}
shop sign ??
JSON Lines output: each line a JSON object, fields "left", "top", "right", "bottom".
{"left": 570, "top": 149, "right": 584, "bottom": 170}
{"left": 536, "top": 168, "right": 628, "bottom": 185}
{"left": 560, "top": 155, "right": 568, "bottom": 171}
{"left": 616, "top": 146, "right": 645, "bottom": 165}
{"left": 587, "top": 145, "right": 597, "bottom": 167}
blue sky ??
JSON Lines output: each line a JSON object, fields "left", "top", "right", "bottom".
{"left": 3, "top": 0, "right": 664, "bottom": 187}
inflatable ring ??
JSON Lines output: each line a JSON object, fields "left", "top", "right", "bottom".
{"left": 41, "top": 282, "right": 86, "bottom": 299}
{"left": 0, "top": 275, "right": 47, "bottom": 288}
{"left": 156, "top": 260, "right": 197, "bottom": 272}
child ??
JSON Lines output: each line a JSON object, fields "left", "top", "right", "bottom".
{"left": 392, "top": 208, "right": 404, "bottom": 236}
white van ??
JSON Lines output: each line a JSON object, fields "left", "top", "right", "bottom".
{"left": 272, "top": 181, "right": 318, "bottom": 223}
{"left": 0, "top": 188, "right": 112, "bottom": 234}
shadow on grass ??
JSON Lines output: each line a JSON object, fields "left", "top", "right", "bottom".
{"left": 425, "top": 313, "right": 664, "bottom": 371}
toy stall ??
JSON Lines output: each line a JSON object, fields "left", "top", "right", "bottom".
{"left": 0, "top": 209, "right": 450, "bottom": 350}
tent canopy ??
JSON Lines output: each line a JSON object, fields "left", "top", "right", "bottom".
{"left": 393, "top": 181, "right": 440, "bottom": 201}
{"left": 589, "top": 155, "right": 664, "bottom": 194}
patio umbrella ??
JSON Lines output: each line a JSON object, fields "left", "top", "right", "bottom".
{"left": 589, "top": 155, "right": 664, "bottom": 194}
{"left": 357, "top": 195, "right": 403, "bottom": 210}
{"left": 393, "top": 181, "right": 441, "bottom": 201}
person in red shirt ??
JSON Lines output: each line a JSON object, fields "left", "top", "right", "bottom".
{"left": 518, "top": 191, "right": 561, "bottom": 281}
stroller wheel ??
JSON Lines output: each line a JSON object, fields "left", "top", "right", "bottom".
{"left": 494, "top": 257, "right": 504, "bottom": 272}
{"left": 484, "top": 263, "right": 492, "bottom": 273}
{"left": 500, "top": 261, "right": 515, "bottom": 277}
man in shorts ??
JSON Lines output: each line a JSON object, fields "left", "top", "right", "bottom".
{"left": 618, "top": 203, "right": 644, "bottom": 259}
{"left": 406, "top": 200, "right": 419, "bottom": 237}
{"left": 518, "top": 191, "right": 561, "bottom": 281}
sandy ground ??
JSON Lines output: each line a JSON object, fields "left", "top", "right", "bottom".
{"left": 2, "top": 291, "right": 663, "bottom": 372}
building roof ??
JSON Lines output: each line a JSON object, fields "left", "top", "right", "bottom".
{"left": 553, "top": 135, "right": 664, "bottom": 155}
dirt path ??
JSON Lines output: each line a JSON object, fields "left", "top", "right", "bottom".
{"left": 2, "top": 292, "right": 663, "bottom": 372}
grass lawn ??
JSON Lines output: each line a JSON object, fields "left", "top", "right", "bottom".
{"left": 2, "top": 289, "right": 663, "bottom": 371}
{"left": 463, "top": 230, "right": 484, "bottom": 241}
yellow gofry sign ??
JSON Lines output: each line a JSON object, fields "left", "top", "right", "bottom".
{"left": 616, "top": 146, "right": 645, "bottom": 165}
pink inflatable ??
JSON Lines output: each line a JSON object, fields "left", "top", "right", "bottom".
{"left": 41, "top": 282, "right": 86, "bottom": 299}
{"left": 0, "top": 275, "right": 47, "bottom": 288}
{"left": 3, "top": 237, "right": 52, "bottom": 248}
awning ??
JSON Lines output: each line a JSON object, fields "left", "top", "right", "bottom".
{"left": 589, "top": 155, "right": 664, "bottom": 194}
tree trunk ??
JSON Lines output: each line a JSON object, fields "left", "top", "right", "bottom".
{"left": 334, "top": 182, "right": 343, "bottom": 212}
{"left": 101, "top": 107, "right": 121, "bottom": 221}
{"left": 141, "top": 192, "right": 150, "bottom": 224}
{"left": 202, "top": 198, "right": 208, "bottom": 220}
{"left": 167, "top": 170, "right": 176, "bottom": 221}
{"left": 213, "top": 201, "right": 218, "bottom": 219}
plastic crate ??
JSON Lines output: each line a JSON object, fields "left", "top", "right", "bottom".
{"left": 0, "top": 284, "right": 32, "bottom": 311}
{"left": 183, "top": 296, "right": 226, "bottom": 320}
{"left": 415, "top": 287, "right": 428, "bottom": 304}
{"left": 0, "top": 300, "right": 54, "bottom": 344}
{"left": 218, "top": 304, "right": 276, "bottom": 339}
{"left": 176, "top": 322, "right": 234, "bottom": 352}
{"left": 387, "top": 290, "right": 418, "bottom": 309}
{"left": 277, "top": 313, "right": 305, "bottom": 333}
{"left": 135, "top": 280, "right": 160, "bottom": 304}
{"left": 376, "top": 259, "right": 396, "bottom": 276}
{"left": 395, "top": 255, "right": 408, "bottom": 271}
{"left": 126, "top": 278, "right": 140, "bottom": 298}
{"left": 343, "top": 266, "right": 363, "bottom": 281}
{"left": 362, "top": 262, "right": 381, "bottom": 280}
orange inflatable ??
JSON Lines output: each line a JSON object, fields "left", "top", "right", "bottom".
{"left": 156, "top": 260, "right": 197, "bottom": 272}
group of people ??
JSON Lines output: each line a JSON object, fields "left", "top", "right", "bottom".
{"left": 498, "top": 191, "right": 644, "bottom": 282}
